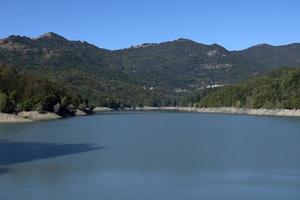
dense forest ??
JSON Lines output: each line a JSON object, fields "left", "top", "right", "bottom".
{"left": 0, "top": 64, "right": 90, "bottom": 115}
{"left": 0, "top": 33, "right": 178, "bottom": 107}
{"left": 0, "top": 33, "right": 300, "bottom": 111}
{"left": 1, "top": 33, "right": 300, "bottom": 108}
{"left": 193, "top": 67, "right": 300, "bottom": 109}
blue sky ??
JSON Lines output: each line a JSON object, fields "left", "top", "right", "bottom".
{"left": 1, "top": 0, "right": 299, "bottom": 50}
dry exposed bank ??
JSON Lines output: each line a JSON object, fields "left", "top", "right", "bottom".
{"left": 1, "top": 106, "right": 299, "bottom": 123}
{"left": 131, "top": 107, "right": 300, "bottom": 117}
{"left": 93, "top": 107, "right": 115, "bottom": 112}
{"left": 0, "top": 113, "right": 32, "bottom": 123}
{"left": 0, "top": 107, "right": 115, "bottom": 123}
{"left": 0, "top": 111, "right": 62, "bottom": 123}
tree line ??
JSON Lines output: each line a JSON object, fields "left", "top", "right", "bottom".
{"left": 190, "top": 67, "right": 300, "bottom": 109}
{"left": 0, "top": 64, "right": 91, "bottom": 115}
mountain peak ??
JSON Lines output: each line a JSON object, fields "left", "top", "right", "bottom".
{"left": 175, "top": 38, "right": 194, "bottom": 42}
{"left": 1, "top": 35, "right": 32, "bottom": 45}
{"left": 251, "top": 43, "right": 273, "bottom": 48}
{"left": 37, "top": 32, "right": 67, "bottom": 41}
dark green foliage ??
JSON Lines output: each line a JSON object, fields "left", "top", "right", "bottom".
{"left": 1, "top": 33, "right": 300, "bottom": 108}
{"left": 0, "top": 92, "right": 9, "bottom": 112}
{"left": 0, "top": 33, "right": 176, "bottom": 107}
{"left": 179, "top": 88, "right": 216, "bottom": 107}
{"left": 237, "top": 43, "right": 300, "bottom": 69}
{"left": 0, "top": 64, "right": 85, "bottom": 114}
{"left": 115, "top": 39, "right": 264, "bottom": 90}
{"left": 197, "top": 68, "right": 300, "bottom": 109}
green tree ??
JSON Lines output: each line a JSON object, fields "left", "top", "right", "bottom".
{"left": 0, "top": 92, "right": 8, "bottom": 113}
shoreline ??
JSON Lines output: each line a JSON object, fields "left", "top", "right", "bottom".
{"left": 0, "top": 111, "right": 62, "bottom": 123}
{"left": 127, "top": 106, "right": 300, "bottom": 117}
{"left": 0, "top": 107, "right": 114, "bottom": 123}
{"left": 1, "top": 106, "right": 299, "bottom": 123}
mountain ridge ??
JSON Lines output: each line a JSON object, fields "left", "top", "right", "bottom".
{"left": 0, "top": 32, "right": 300, "bottom": 106}
{"left": 2, "top": 32, "right": 299, "bottom": 51}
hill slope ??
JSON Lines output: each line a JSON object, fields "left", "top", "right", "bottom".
{"left": 0, "top": 32, "right": 300, "bottom": 106}
{"left": 0, "top": 33, "right": 167, "bottom": 106}
{"left": 115, "top": 38, "right": 263, "bottom": 90}
{"left": 197, "top": 67, "right": 300, "bottom": 109}
{"left": 0, "top": 64, "right": 84, "bottom": 115}
{"left": 236, "top": 43, "right": 300, "bottom": 69}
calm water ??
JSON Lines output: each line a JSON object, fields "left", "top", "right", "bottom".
{"left": 0, "top": 112, "right": 300, "bottom": 200}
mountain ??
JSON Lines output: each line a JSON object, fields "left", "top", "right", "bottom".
{"left": 115, "top": 38, "right": 263, "bottom": 90}
{"left": 0, "top": 33, "right": 168, "bottom": 106}
{"left": 196, "top": 67, "right": 300, "bottom": 109}
{"left": 115, "top": 40, "right": 300, "bottom": 91}
{"left": 0, "top": 32, "right": 300, "bottom": 106}
{"left": 0, "top": 32, "right": 118, "bottom": 69}
{"left": 236, "top": 43, "right": 300, "bottom": 69}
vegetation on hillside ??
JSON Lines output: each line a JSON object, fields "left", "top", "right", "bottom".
{"left": 115, "top": 38, "right": 263, "bottom": 90}
{"left": 194, "top": 68, "right": 300, "bottom": 109}
{"left": 0, "top": 33, "right": 300, "bottom": 109}
{"left": 0, "top": 64, "right": 89, "bottom": 115}
{"left": 0, "top": 33, "right": 178, "bottom": 106}
{"left": 237, "top": 43, "right": 300, "bottom": 69}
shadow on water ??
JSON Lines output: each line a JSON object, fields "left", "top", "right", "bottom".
{"left": 0, "top": 167, "right": 9, "bottom": 176}
{"left": 0, "top": 139, "right": 104, "bottom": 166}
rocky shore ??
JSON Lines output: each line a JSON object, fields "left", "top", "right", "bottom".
{"left": 0, "top": 113, "right": 32, "bottom": 123}
{"left": 1, "top": 106, "right": 299, "bottom": 123}
{"left": 0, "top": 107, "right": 114, "bottom": 123}
{"left": 131, "top": 106, "right": 300, "bottom": 117}
{"left": 0, "top": 111, "right": 61, "bottom": 123}
{"left": 93, "top": 107, "right": 114, "bottom": 112}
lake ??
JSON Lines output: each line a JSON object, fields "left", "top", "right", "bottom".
{"left": 0, "top": 112, "right": 300, "bottom": 200}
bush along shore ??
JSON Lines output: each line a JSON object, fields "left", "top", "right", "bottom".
{"left": 0, "top": 64, "right": 96, "bottom": 122}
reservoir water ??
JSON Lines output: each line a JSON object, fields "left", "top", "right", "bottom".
{"left": 0, "top": 112, "right": 300, "bottom": 200}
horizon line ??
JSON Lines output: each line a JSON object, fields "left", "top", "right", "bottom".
{"left": 1, "top": 32, "right": 299, "bottom": 52}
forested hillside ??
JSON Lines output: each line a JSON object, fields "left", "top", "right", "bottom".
{"left": 0, "top": 64, "right": 87, "bottom": 115}
{"left": 115, "top": 38, "right": 263, "bottom": 90}
{"left": 196, "top": 67, "right": 300, "bottom": 109}
{"left": 0, "top": 33, "right": 175, "bottom": 106}
{"left": 0, "top": 32, "right": 300, "bottom": 108}
{"left": 236, "top": 43, "right": 300, "bottom": 69}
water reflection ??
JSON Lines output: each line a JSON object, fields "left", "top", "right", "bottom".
{"left": 0, "top": 139, "right": 103, "bottom": 166}
{"left": 0, "top": 113, "right": 300, "bottom": 200}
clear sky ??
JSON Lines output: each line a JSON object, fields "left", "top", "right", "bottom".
{"left": 1, "top": 0, "right": 299, "bottom": 50}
